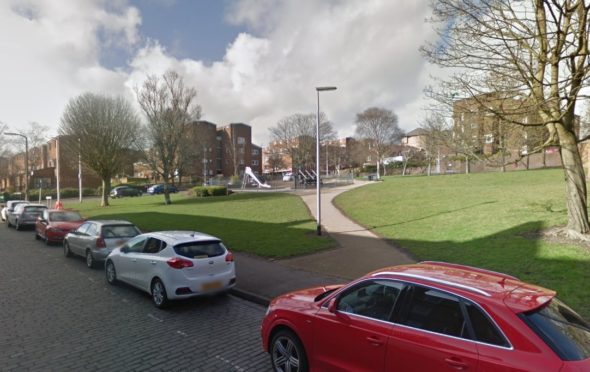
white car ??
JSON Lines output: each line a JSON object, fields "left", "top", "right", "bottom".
{"left": 282, "top": 172, "right": 293, "bottom": 181}
{"left": 2, "top": 200, "right": 28, "bottom": 222}
{"left": 105, "top": 231, "right": 236, "bottom": 308}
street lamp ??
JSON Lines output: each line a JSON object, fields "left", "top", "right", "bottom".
{"left": 4, "top": 132, "right": 29, "bottom": 201}
{"left": 315, "top": 86, "right": 337, "bottom": 236}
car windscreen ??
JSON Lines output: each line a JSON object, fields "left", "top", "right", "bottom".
{"left": 101, "top": 225, "right": 140, "bottom": 238}
{"left": 50, "top": 211, "right": 82, "bottom": 221}
{"left": 174, "top": 241, "right": 226, "bottom": 259}
{"left": 519, "top": 298, "right": 590, "bottom": 361}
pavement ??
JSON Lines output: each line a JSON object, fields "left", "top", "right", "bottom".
{"left": 231, "top": 180, "right": 415, "bottom": 306}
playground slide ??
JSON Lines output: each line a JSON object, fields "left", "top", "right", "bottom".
{"left": 245, "top": 167, "right": 271, "bottom": 188}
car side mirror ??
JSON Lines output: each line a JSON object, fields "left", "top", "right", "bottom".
{"left": 328, "top": 298, "right": 338, "bottom": 314}
{"left": 121, "top": 246, "right": 129, "bottom": 254}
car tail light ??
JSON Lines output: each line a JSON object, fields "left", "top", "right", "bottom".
{"left": 96, "top": 237, "right": 106, "bottom": 249}
{"left": 167, "top": 257, "right": 194, "bottom": 269}
{"left": 225, "top": 251, "right": 234, "bottom": 262}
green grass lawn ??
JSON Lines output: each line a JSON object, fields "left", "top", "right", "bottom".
{"left": 335, "top": 168, "right": 590, "bottom": 318}
{"left": 63, "top": 192, "right": 333, "bottom": 258}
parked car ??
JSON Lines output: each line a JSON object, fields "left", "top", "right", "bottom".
{"left": 7, "top": 203, "right": 47, "bottom": 230}
{"left": 110, "top": 185, "right": 142, "bottom": 198}
{"left": 64, "top": 220, "right": 141, "bottom": 269}
{"left": 147, "top": 184, "right": 178, "bottom": 195}
{"left": 282, "top": 172, "right": 293, "bottom": 181}
{"left": 2, "top": 200, "right": 28, "bottom": 222}
{"left": 261, "top": 261, "right": 590, "bottom": 372}
{"left": 105, "top": 231, "right": 236, "bottom": 308}
{"left": 35, "top": 209, "right": 85, "bottom": 245}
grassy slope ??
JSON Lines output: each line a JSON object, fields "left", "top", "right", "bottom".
{"left": 64, "top": 192, "right": 333, "bottom": 258}
{"left": 335, "top": 169, "right": 590, "bottom": 317}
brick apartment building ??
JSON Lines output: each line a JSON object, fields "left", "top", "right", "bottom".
{"left": 1, "top": 121, "right": 263, "bottom": 193}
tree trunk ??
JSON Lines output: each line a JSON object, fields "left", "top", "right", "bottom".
{"left": 101, "top": 178, "right": 110, "bottom": 207}
{"left": 558, "top": 128, "right": 589, "bottom": 234}
{"left": 376, "top": 160, "right": 381, "bottom": 180}
{"left": 162, "top": 176, "right": 172, "bottom": 205}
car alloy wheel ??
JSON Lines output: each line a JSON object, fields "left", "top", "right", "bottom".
{"left": 64, "top": 242, "right": 72, "bottom": 257}
{"left": 270, "top": 330, "right": 308, "bottom": 372}
{"left": 151, "top": 279, "right": 168, "bottom": 308}
{"left": 86, "top": 250, "right": 95, "bottom": 269}
{"left": 105, "top": 261, "right": 117, "bottom": 285}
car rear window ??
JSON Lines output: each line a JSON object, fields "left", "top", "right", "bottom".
{"left": 519, "top": 298, "right": 590, "bottom": 361}
{"left": 174, "top": 241, "right": 226, "bottom": 259}
{"left": 24, "top": 206, "right": 46, "bottom": 213}
{"left": 102, "top": 225, "right": 140, "bottom": 238}
{"left": 50, "top": 211, "right": 82, "bottom": 221}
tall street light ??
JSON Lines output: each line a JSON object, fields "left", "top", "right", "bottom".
{"left": 315, "top": 86, "right": 337, "bottom": 236}
{"left": 5, "top": 132, "right": 29, "bottom": 201}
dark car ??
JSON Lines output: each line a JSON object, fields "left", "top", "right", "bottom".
{"left": 261, "top": 261, "right": 590, "bottom": 372}
{"left": 110, "top": 186, "right": 142, "bottom": 198}
{"left": 35, "top": 209, "right": 85, "bottom": 245}
{"left": 7, "top": 203, "right": 48, "bottom": 230}
{"left": 147, "top": 184, "right": 178, "bottom": 195}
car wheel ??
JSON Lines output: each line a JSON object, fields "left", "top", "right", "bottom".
{"left": 270, "top": 330, "right": 308, "bottom": 372}
{"left": 86, "top": 250, "right": 95, "bottom": 268}
{"left": 105, "top": 260, "right": 117, "bottom": 285}
{"left": 44, "top": 235, "right": 51, "bottom": 246}
{"left": 64, "top": 241, "right": 72, "bottom": 257}
{"left": 35, "top": 231, "right": 40, "bottom": 240}
{"left": 151, "top": 278, "right": 168, "bottom": 309}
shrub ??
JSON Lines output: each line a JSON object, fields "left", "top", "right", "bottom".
{"left": 191, "top": 186, "right": 229, "bottom": 197}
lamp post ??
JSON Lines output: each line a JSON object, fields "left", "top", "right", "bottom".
{"left": 315, "top": 86, "right": 337, "bottom": 236}
{"left": 5, "top": 132, "right": 29, "bottom": 201}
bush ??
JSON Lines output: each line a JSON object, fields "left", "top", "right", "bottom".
{"left": 191, "top": 186, "right": 229, "bottom": 197}
{"left": 28, "top": 187, "right": 99, "bottom": 201}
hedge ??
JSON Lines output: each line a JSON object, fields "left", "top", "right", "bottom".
{"left": 190, "top": 186, "right": 229, "bottom": 197}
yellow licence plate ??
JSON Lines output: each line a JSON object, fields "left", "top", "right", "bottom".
{"left": 202, "top": 281, "right": 222, "bottom": 291}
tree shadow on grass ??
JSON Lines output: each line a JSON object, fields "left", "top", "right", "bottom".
{"left": 91, "top": 211, "right": 332, "bottom": 258}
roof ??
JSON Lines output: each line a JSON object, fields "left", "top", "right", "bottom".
{"left": 147, "top": 231, "right": 220, "bottom": 245}
{"left": 86, "top": 219, "right": 136, "bottom": 226}
{"left": 368, "top": 262, "right": 554, "bottom": 313}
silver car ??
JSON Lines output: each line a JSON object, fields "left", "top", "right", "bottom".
{"left": 63, "top": 220, "right": 141, "bottom": 268}
{"left": 7, "top": 203, "right": 46, "bottom": 230}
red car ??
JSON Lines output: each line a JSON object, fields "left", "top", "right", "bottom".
{"left": 261, "top": 262, "right": 590, "bottom": 371}
{"left": 35, "top": 209, "right": 85, "bottom": 245}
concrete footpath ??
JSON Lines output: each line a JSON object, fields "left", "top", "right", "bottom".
{"left": 231, "top": 181, "right": 415, "bottom": 305}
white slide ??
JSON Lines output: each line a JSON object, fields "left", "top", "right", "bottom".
{"left": 245, "top": 167, "right": 271, "bottom": 188}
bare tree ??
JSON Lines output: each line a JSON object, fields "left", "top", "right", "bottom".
{"left": 267, "top": 152, "right": 286, "bottom": 173}
{"left": 355, "top": 107, "right": 405, "bottom": 179}
{"left": 269, "top": 113, "right": 336, "bottom": 171}
{"left": 423, "top": 0, "right": 590, "bottom": 236}
{"left": 136, "top": 70, "right": 201, "bottom": 204}
{"left": 60, "top": 93, "right": 141, "bottom": 207}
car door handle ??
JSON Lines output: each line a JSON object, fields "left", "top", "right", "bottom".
{"left": 445, "top": 357, "right": 468, "bottom": 370}
{"left": 132, "top": 259, "right": 137, "bottom": 262}
{"left": 150, "top": 261, "right": 156, "bottom": 265}
{"left": 366, "top": 336, "right": 384, "bottom": 346}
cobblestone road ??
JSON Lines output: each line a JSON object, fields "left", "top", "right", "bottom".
{"left": 0, "top": 224, "right": 271, "bottom": 371}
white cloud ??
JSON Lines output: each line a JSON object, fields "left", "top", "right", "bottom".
{"left": 128, "top": 0, "right": 437, "bottom": 144}
{"left": 0, "top": 0, "right": 437, "bottom": 146}
{"left": 0, "top": 0, "right": 140, "bottom": 134}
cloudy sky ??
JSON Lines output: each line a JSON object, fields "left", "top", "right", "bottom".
{"left": 0, "top": 0, "right": 438, "bottom": 146}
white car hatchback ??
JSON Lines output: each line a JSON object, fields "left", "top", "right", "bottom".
{"left": 105, "top": 231, "right": 236, "bottom": 308}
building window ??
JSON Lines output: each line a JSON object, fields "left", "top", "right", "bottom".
{"left": 252, "top": 160, "right": 259, "bottom": 166}
{"left": 252, "top": 149, "right": 259, "bottom": 155}
{"left": 237, "top": 137, "right": 246, "bottom": 145}
{"left": 239, "top": 159, "right": 244, "bottom": 165}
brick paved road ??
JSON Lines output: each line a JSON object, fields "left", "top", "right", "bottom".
{"left": 0, "top": 225, "right": 272, "bottom": 371}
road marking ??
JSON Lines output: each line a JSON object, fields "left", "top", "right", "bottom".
{"left": 215, "top": 355, "right": 245, "bottom": 371}
{"left": 176, "top": 330, "right": 188, "bottom": 337}
{"left": 148, "top": 313, "right": 163, "bottom": 322}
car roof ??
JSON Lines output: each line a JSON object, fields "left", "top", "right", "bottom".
{"left": 22, "top": 203, "right": 46, "bottom": 208}
{"left": 85, "top": 220, "right": 136, "bottom": 226}
{"left": 7, "top": 200, "right": 28, "bottom": 206}
{"left": 368, "top": 261, "right": 555, "bottom": 313}
{"left": 144, "top": 231, "right": 220, "bottom": 245}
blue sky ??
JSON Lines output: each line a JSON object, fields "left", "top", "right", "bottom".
{"left": 0, "top": 0, "right": 438, "bottom": 145}
{"left": 107, "top": 0, "right": 245, "bottom": 68}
